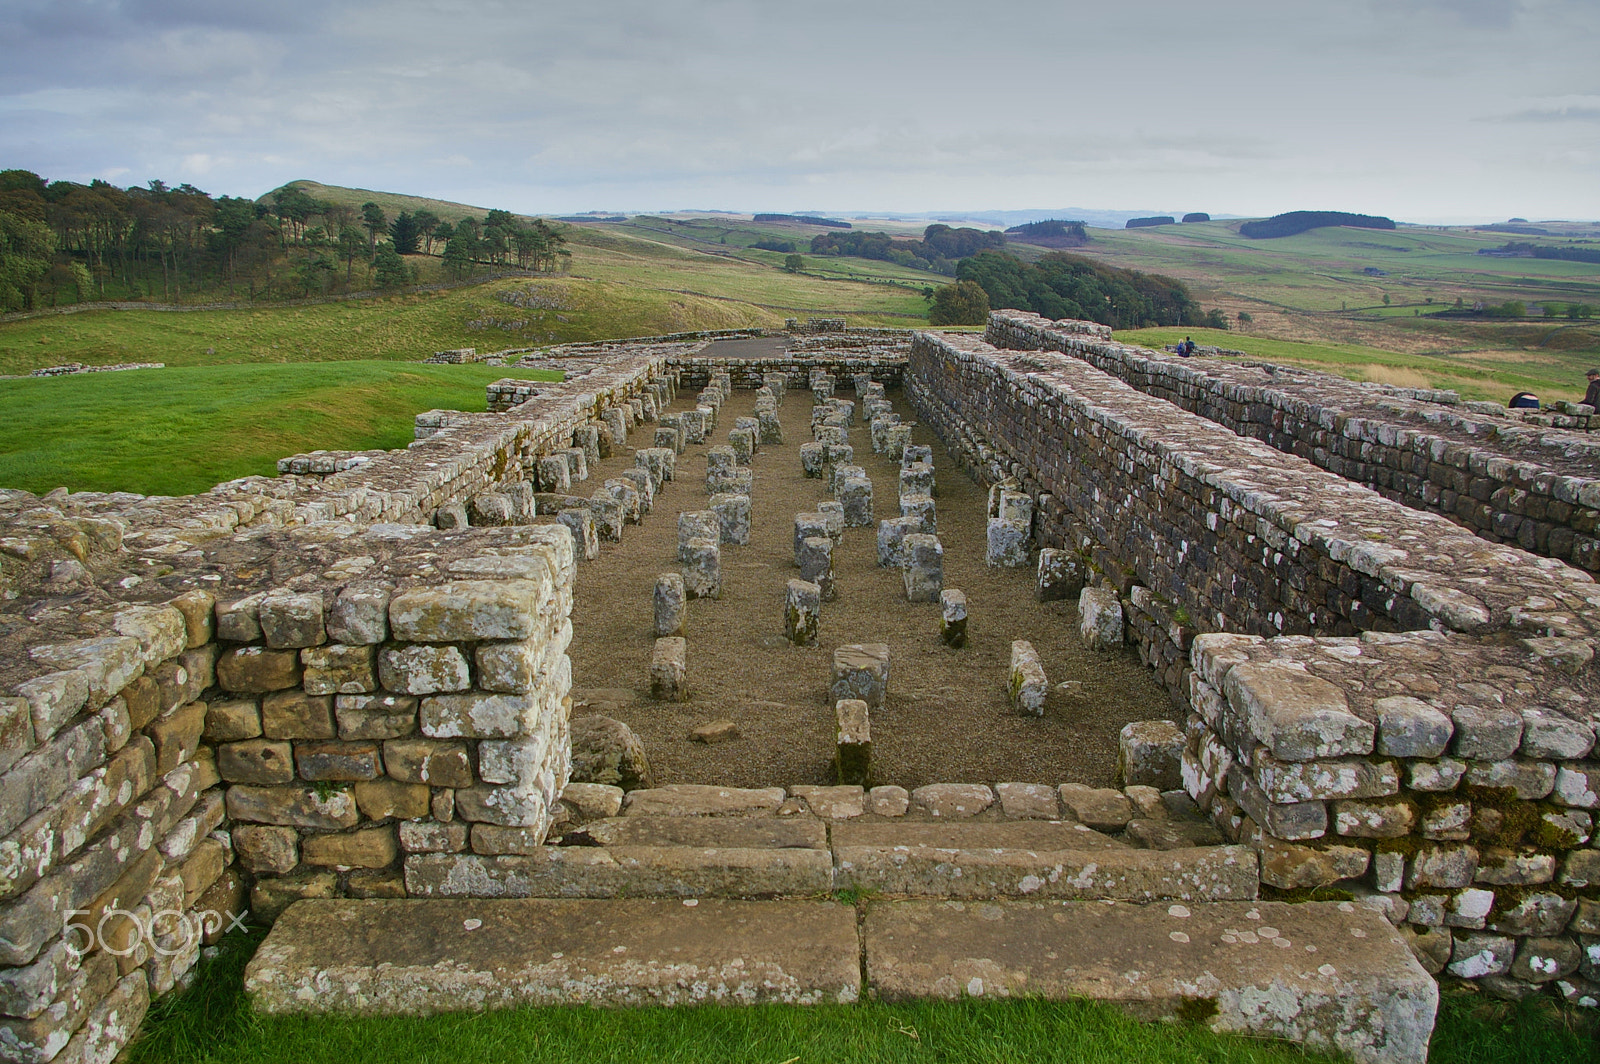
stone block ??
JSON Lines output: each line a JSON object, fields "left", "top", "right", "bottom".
{"left": 335, "top": 693, "right": 418, "bottom": 740}
{"left": 216, "top": 647, "right": 302, "bottom": 694}
{"left": 1008, "top": 640, "right": 1047, "bottom": 716}
{"left": 678, "top": 510, "right": 722, "bottom": 561}
{"left": 898, "top": 462, "right": 935, "bottom": 499}
{"left": 939, "top": 589, "right": 968, "bottom": 648}
{"left": 1036, "top": 548, "right": 1086, "bottom": 602}
{"left": 836, "top": 699, "right": 871, "bottom": 786}
{"left": 303, "top": 826, "right": 399, "bottom": 870}
{"left": 300, "top": 644, "right": 377, "bottom": 696}
{"left": 258, "top": 592, "right": 326, "bottom": 649}
{"left": 571, "top": 715, "right": 654, "bottom": 792}
{"left": 225, "top": 785, "right": 360, "bottom": 831}
{"left": 839, "top": 476, "right": 873, "bottom": 527}
{"left": 680, "top": 538, "right": 721, "bottom": 600}
{"left": 557, "top": 508, "right": 599, "bottom": 561}
{"left": 831, "top": 644, "right": 889, "bottom": 710}
{"left": 1520, "top": 707, "right": 1595, "bottom": 759}
{"left": 561, "top": 446, "right": 588, "bottom": 482}
{"left": 798, "top": 536, "right": 835, "bottom": 602}
{"left": 1451, "top": 703, "right": 1523, "bottom": 761}
{"left": 234, "top": 824, "right": 300, "bottom": 875}
{"left": 204, "top": 699, "right": 261, "bottom": 742}
{"left": 589, "top": 493, "right": 624, "bottom": 542}
{"left": 618, "top": 468, "right": 654, "bottom": 514}
{"left": 816, "top": 501, "right": 845, "bottom": 541}
{"left": 1078, "top": 586, "right": 1124, "bottom": 650}
{"left": 378, "top": 644, "right": 472, "bottom": 695}
{"left": 876, "top": 516, "right": 920, "bottom": 568}
{"left": 470, "top": 492, "right": 514, "bottom": 526}
{"left": 353, "top": 779, "right": 430, "bottom": 821}
{"left": 328, "top": 586, "right": 390, "bottom": 645}
{"left": 1258, "top": 837, "right": 1371, "bottom": 889}
{"left": 1447, "top": 932, "right": 1517, "bottom": 978}
{"left": 784, "top": 579, "right": 821, "bottom": 648}
{"left": 901, "top": 533, "right": 942, "bottom": 602}
{"left": 728, "top": 428, "right": 755, "bottom": 465}
{"left": 912, "top": 783, "right": 994, "bottom": 818}
{"left": 800, "top": 442, "right": 826, "bottom": 477}
{"left": 390, "top": 581, "right": 545, "bottom": 643}
{"left": 1333, "top": 798, "right": 1416, "bottom": 838}
{"left": 651, "top": 638, "right": 689, "bottom": 702}
{"left": 295, "top": 740, "right": 382, "bottom": 781}
{"left": 654, "top": 574, "right": 687, "bottom": 637}
{"left": 537, "top": 455, "right": 571, "bottom": 493}
{"left": 257, "top": 688, "right": 336, "bottom": 739}
{"left": 219, "top": 739, "right": 295, "bottom": 785}
{"left": 1223, "top": 661, "right": 1374, "bottom": 762}
{"left": 1118, "top": 720, "right": 1183, "bottom": 790}
{"left": 1374, "top": 696, "right": 1453, "bottom": 758}
{"left": 384, "top": 738, "right": 474, "bottom": 788}
{"left": 899, "top": 492, "right": 935, "bottom": 534}
{"left": 1057, "top": 783, "right": 1133, "bottom": 830}
{"left": 604, "top": 479, "right": 642, "bottom": 523}
{"left": 421, "top": 693, "right": 538, "bottom": 739}
{"left": 996, "top": 782, "right": 1060, "bottom": 820}
{"left": 709, "top": 493, "right": 752, "bottom": 545}
{"left": 828, "top": 461, "right": 862, "bottom": 495}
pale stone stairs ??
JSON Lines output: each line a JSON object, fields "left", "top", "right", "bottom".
{"left": 245, "top": 787, "right": 1440, "bottom": 1063}
{"left": 246, "top": 895, "right": 1437, "bottom": 1064}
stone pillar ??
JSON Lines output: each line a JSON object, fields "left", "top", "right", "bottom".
{"left": 709, "top": 493, "right": 752, "bottom": 546}
{"left": 940, "top": 589, "right": 968, "bottom": 648}
{"left": 902, "top": 533, "right": 943, "bottom": 602}
{"left": 1079, "top": 586, "right": 1125, "bottom": 649}
{"left": 877, "top": 516, "right": 920, "bottom": 568}
{"left": 1009, "top": 640, "right": 1047, "bottom": 716}
{"left": 836, "top": 699, "right": 871, "bottom": 786}
{"left": 900, "top": 493, "right": 936, "bottom": 534}
{"left": 798, "top": 536, "right": 835, "bottom": 602}
{"left": 1037, "top": 548, "right": 1086, "bottom": 601}
{"left": 839, "top": 476, "right": 873, "bottom": 527}
{"left": 831, "top": 644, "right": 889, "bottom": 710}
{"left": 654, "top": 574, "right": 687, "bottom": 637}
{"left": 650, "top": 637, "right": 688, "bottom": 701}
{"left": 793, "top": 513, "right": 831, "bottom": 564}
{"left": 678, "top": 511, "right": 721, "bottom": 562}
{"left": 784, "top": 579, "right": 821, "bottom": 648}
{"left": 681, "top": 539, "right": 721, "bottom": 600}
{"left": 557, "top": 508, "right": 599, "bottom": 561}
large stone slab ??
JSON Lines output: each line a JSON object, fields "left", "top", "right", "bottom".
{"left": 622, "top": 784, "right": 786, "bottom": 817}
{"left": 866, "top": 899, "right": 1436, "bottom": 1064}
{"left": 565, "top": 816, "right": 826, "bottom": 850}
{"left": 246, "top": 898, "right": 860, "bottom": 1013}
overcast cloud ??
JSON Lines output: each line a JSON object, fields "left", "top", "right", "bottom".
{"left": 1, "top": 0, "right": 1596, "bottom": 221}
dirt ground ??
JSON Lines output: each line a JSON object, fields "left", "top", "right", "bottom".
{"left": 565, "top": 379, "right": 1177, "bottom": 791}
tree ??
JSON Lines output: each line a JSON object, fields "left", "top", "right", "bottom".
{"left": 1382, "top": 293, "right": 1391, "bottom": 306}
{"left": 389, "top": 212, "right": 420, "bottom": 255}
{"left": 360, "top": 202, "right": 387, "bottom": 254}
{"left": 783, "top": 254, "right": 803, "bottom": 272}
{"left": 373, "top": 244, "right": 409, "bottom": 289}
{"left": 413, "top": 209, "right": 441, "bottom": 254}
{"left": 1237, "top": 311, "right": 1253, "bottom": 324}
{"left": 928, "top": 280, "right": 991, "bottom": 325}
{"left": 0, "top": 210, "right": 55, "bottom": 310}
{"left": 337, "top": 225, "right": 368, "bottom": 282}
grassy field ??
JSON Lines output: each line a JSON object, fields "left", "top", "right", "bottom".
{"left": 123, "top": 925, "right": 1592, "bottom": 1064}
{"left": 0, "top": 362, "right": 550, "bottom": 497}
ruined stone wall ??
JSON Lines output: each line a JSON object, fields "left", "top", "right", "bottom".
{"left": 905, "top": 328, "right": 1600, "bottom": 999}
{"left": 670, "top": 354, "right": 906, "bottom": 391}
{"left": 0, "top": 341, "right": 680, "bottom": 1060}
{"left": 985, "top": 310, "right": 1600, "bottom": 571}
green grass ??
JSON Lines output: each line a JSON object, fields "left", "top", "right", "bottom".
{"left": 1116, "top": 326, "right": 1599, "bottom": 405}
{"left": 127, "top": 926, "right": 1592, "bottom": 1064}
{"left": 0, "top": 362, "right": 554, "bottom": 497}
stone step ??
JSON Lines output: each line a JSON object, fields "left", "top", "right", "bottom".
{"left": 834, "top": 820, "right": 1131, "bottom": 851}
{"left": 867, "top": 899, "right": 1435, "bottom": 1064}
{"left": 245, "top": 898, "right": 861, "bottom": 1013}
{"left": 405, "top": 846, "right": 833, "bottom": 899}
{"left": 834, "top": 832, "right": 1259, "bottom": 901}
{"left": 620, "top": 784, "right": 786, "bottom": 817}
{"left": 563, "top": 816, "right": 827, "bottom": 849}
{"left": 248, "top": 896, "right": 1434, "bottom": 1064}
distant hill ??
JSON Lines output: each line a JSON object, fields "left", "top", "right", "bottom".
{"left": 1125, "top": 216, "right": 1175, "bottom": 229}
{"left": 1240, "top": 211, "right": 1396, "bottom": 239}
{"left": 261, "top": 180, "right": 503, "bottom": 226}
{"left": 753, "top": 213, "right": 852, "bottom": 228}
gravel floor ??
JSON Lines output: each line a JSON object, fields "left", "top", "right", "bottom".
{"left": 566, "top": 382, "right": 1177, "bottom": 791}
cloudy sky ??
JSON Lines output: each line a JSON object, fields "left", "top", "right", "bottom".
{"left": 2, "top": 0, "right": 1597, "bottom": 222}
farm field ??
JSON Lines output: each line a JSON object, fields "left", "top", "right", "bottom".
{"left": 0, "top": 361, "right": 548, "bottom": 497}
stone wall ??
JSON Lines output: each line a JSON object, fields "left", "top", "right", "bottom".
{"left": 985, "top": 310, "right": 1600, "bottom": 571}
{"left": 0, "top": 339, "right": 678, "bottom": 1060}
{"left": 904, "top": 327, "right": 1600, "bottom": 1001}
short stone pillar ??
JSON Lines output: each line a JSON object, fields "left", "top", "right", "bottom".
{"left": 470, "top": 492, "right": 513, "bottom": 526}
{"left": 1009, "top": 640, "right": 1048, "bottom": 717}
{"left": 707, "top": 468, "right": 752, "bottom": 496}
{"left": 618, "top": 468, "right": 654, "bottom": 514}
{"left": 589, "top": 493, "right": 624, "bottom": 542}
{"left": 814, "top": 424, "right": 847, "bottom": 448}
{"left": 784, "top": 579, "right": 821, "bottom": 647}
{"left": 828, "top": 462, "right": 864, "bottom": 496}
{"left": 681, "top": 409, "right": 708, "bottom": 444}
{"left": 995, "top": 489, "right": 1035, "bottom": 527}
{"left": 561, "top": 447, "right": 588, "bottom": 482}
{"left": 986, "top": 516, "right": 1030, "bottom": 567}
{"left": 839, "top": 476, "right": 873, "bottom": 527}
{"left": 573, "top": 424, "right": 602, "bottom": 464}
{"left": 635, "top": 448, "right": 674, "bottom": 490}
{"left": 557, "top": 508, "right": 599, "bottom": 561}
{"left": 902, "top": 533, "right": 943, "bottom": 602}
{"left": 763, "top": 371, "right": 787, "bottom": 404}
{"left": 537, "top": 454, "right": 572, "bottom": 494}
{"left": 601, "top": 406, "right": 627, "bottom": 448}
{"left": 825, "top": 445, "right": 855, "bottom": 476}
{"left": 877, "top": 516, "right": 920, "bottom": 568}
{"left": 816, "top": 502, "right": 845, "bottom": 541}
{"left": 1079, "top": 585, "right": 1125, "bottom": 649}
{"left": 728, "top": 427, "right": 755, "bottom": 466}
{"left": 900, "top": 493, "right": 935, "bottom": 534}
{"left": 655, "top": 423, "right": 685, "bottom": 455}
{"left": 681, "top": 538, "right": 721, "bottom": 600}
{"left": 605, "top": 478, "right": 641, "bottom": 524}
{"left": 902, "top": 444, "right": 932, "bottom": 467}
{"left": 1037, "top": 548, "right": 1086, "bottom": 602}
{"left": 758, "top": 409, "right": 784, "bottom": 445}
{"left": 1118, "top": 720, "right": 1184, "bottom": 790}
{"left": 899, "top": 462, "right": 934, "bottom": 498}
{"left": 705, "top": 445, "right": 738, "bottom": 482}
{"left": 735, "top": 415, "right": 760, "bottom": 435}
{"left": 678, "top": 510, "right": 721, "bottom": 560}
{"left": 798, "top": 536, "right": 835, "bottom": 602}
{"left": 836, "top": 699, "right": 871, "bottom": 786}
{"left": 650, "top": 637, "right": 688, "bottom": 701}
{"left": 654, "top": 573, "right": 687, "bottom": 637}
{"left": 831, "top": 644, "right": 889, "bottom": 710}
{"left": 940, "top": 589, "right": 968, "bottom": 648}
{"left": 793, "top": 513, "right": 832, "bottom": 563}
{"left": 709, "top": 493, "right": 752, "bottom": 545}
{"left": 800, "top": 442, "right": 826, "bottom": 478}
